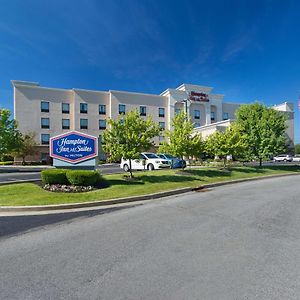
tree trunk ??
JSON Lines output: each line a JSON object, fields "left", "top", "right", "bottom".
{"left": 259, "top": 157, "right": 262, "bottom": 167}
{"left": 223, "top": 157, "right": 226, "bottom": 168}
{"left": 181, "top": 156, "right": 185, "bottom": 170}
{"left": 129, "top": 159, "right": 133, "bottom": 178}
{"left": 22, "top": 156, "right": 25, "bottom": 166}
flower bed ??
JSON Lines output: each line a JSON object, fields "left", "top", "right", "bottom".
{"left": 43, "top": 184, "right": 95, "bottom": 193}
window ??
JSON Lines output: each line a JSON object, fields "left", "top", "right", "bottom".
{"left": 41, "top": 152, "right": 48, "bottom": 162}
{"left": 194, "top": 123, "right": 200, "bottom": 128}
{"left": 62, "top": 119, "right": 70, "bottom": 129}
{"left": 211, "top": 112, "right": 215, "bottom": 121}
{"left": 119, "top": 119, "right": 124, "bottom": 125}
{"left": 119, "top": 104, "right": 126, "bottom": 114}
{"left": 80, "top": 118, "right": 88, "bottom": 129}
{"left": 99, "top": 104, "right": 106, "bottom": 115}
{"left": 140, "top": 106, "right": 146, "bottom": 116}
{"left": 41, "top": 134, "right": 50, "bottom": 145}
{"left": 159, "top": 122, "right": 165, "bottom": 130}
{"left": 175, "top": 108, "right": 181, "bottom": 115}
{"left": 80, "top": 103, "right": 88, "bottom": 113}
{"left": 99, "top": 119, "right": 106, "bottom": 130}
{"left": 159, "top": 136, "right": 165, "bottom": 143}
{"left": 41, "top": 118, "right": 50, "bottom": 129}
{"left": 159, "top": 107, "right": 165, "bottom": 117}
{"left": 223, "top": 112, "right": 229, "bottom": 120}
{"left": 194, "top": 110, "right": 200, "bottom": 119}
{"left": 62, "top": 103, "right": 70, "bottom": 114}
{"left": 41, "top": 101, "right": 49, "bottom": 113}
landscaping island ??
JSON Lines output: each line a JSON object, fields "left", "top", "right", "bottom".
{"left": 0, "top": 165, "right": 299, "bottom": 206}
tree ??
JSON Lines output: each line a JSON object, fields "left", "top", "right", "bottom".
{"left": 12, "top": 132, "right": 38, "bottom": 165}
{"left": 205, "top": 124, "right": 247, "bottom": 167}
{"left": 0, "top": 109, "right": 22, "bottom": 160}
{"left": 235, "top": 103, "right": 287, "bottom": 166}
{"left": 158, "top": 111, "right": 204, "bottom": 168}
{"left": 295, "top": 144, "right": 300, "bottom": 154}
{"left": 103, "top": 110, "right": 160, "bottom": 178}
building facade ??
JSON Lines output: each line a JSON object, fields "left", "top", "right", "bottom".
{"left": 12, "top": 81, "right": 294, "bottom": 163}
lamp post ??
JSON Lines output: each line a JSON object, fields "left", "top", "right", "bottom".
{"left": 181, "top": 95, "right": 190, "bottom": 121}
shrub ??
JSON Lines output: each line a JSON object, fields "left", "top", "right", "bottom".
{"left": 41, "top": 169, "right": 68, "bottom": 185}
{"left": 66, "top": 170, "right": 102, "bottom": 186}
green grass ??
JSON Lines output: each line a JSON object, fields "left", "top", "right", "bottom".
{"left": 0, "top": 165, "right": 299, "bottom": 206}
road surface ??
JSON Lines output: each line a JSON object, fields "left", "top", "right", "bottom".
{"left": 1, "top": 175, "right": 300, "bottom": 299}
{"left": 0, "top": 164, "right": 122, "bottom": 183}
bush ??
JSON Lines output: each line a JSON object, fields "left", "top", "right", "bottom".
{"left": 66, "top": 170, "right": 102, "bottom": 186}
{"left": 41, "top": 169, "right": 68, "bottom": 185}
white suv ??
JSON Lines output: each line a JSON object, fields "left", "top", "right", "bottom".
{"left": 121, "top": 153, "right": 170, "bottom": 171}
{"left": 273, "top": 154, "right": 293, "bottom": 162}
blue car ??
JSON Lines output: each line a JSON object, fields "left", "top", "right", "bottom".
{"left": 157, "top": 153, "right": 186, "bottom": 169}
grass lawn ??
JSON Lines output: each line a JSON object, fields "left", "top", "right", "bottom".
{"left": 0, "top": 165, "right": 299, "bottom": 206}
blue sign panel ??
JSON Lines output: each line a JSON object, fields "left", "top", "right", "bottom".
{"left": 50, "top": 131, "right": 98, "bottom": 164}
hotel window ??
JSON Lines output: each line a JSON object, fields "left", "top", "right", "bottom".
{"left": 159, "top": 136, "right": 165, "bottom": 144}
{"left": 159, "top": 107, "right": 165, "bottom": 117}
{"left": 175, "top": 108, "right": 181, "bottom": 115}
{"left": 140, "top": 106, "right": 146, "bottom": 116}
{"left": 194, "top": 110, "right": 200, "bottom": 119}
{"left": 119, "top": 119, "right": 124, "bottom": 125}
{"left": 211, "top": 112, "right": 215, "bottom": 121}
{"left": 41, "top": 101, "right": 49, "bottom": 113}
{"left": 41, "top": 118, "right": 50, "bottom": 129}
{"left": 80, "top": 118, "right": 88, "bottom": 129}
{"left": 99, "top": 119, "right": 106, "bottom": 130}
{"left": 41, "top": 134, "right": 50, "bottom": 145}
{"left": 194, "top": 123, "right": 200, "bottom": 128}
{"left": 41, "top": 152, "right": 48, "bottom": 163}
{"left": 119, "top": 104, "right": 126, "bottom": 115}
{"left": 223, "top": 112, "right": 229, "bottom": 120}
{"left": 99, "top": 104, "right": 106, "bottom": 115}
{"left": 80, "top": 103, "right": 88, "bottom": 114}
{"left": 159, "top": 122, "right": 165, "bottom": 130}
{"left": 62, "top": 103, "right": 70, "bottom": 114}
{"left": 62, "top": 119, "right": 70, "bottom": 129}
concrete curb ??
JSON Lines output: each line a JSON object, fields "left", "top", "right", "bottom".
{"left": 1, "top": 172, "right": 300, "bottom": 213}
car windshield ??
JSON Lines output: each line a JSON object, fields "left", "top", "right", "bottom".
{"left": 157, "top": 154, "right": 165, "bottom": 158}
{"left": 164, "top": 154, "right": 175, "bottom": 159}
{"left": 144, "top": 153, "right": 159, "bottom": 159}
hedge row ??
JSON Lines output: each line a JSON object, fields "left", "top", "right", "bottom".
{"left": 41, "top": 169, "right": 102, "bottom": 187}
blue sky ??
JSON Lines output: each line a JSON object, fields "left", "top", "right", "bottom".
{"left": 0, "top": 0, "right": 300, "bottom": 142}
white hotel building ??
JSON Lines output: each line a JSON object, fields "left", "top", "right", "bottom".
{"left": 12, "top": 80, "right": 294, "bottom": 163}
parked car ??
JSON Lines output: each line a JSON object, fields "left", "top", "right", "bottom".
{"left": 120, "top": 152, "right": 170, "bottom": 171}
{"left": 273, "top": 154, "right": 293, "bottom": 162}
{"left": 292, "top": 155, "right": 300, "bottom": 162}
{"left": 157, "top": 153, "right": 186, "bottom": 169}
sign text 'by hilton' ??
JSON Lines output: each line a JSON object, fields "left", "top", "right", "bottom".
{"left": 50, "top": 131, "right": 98, "bottom": 164}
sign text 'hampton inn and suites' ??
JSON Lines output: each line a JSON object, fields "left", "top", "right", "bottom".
{"left": 189, "top": 91, "right": 209, "bottom": 102}
{"left": 50, "top": 131, "right": 98, "bottom": 168}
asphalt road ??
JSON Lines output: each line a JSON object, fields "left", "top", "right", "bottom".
{"left": 1, "top": 175, "right": 300, "bottom": 299}
{"left": 0, "top": 164, "right": 122, "bottom": 183}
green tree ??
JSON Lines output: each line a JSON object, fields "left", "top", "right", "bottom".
{"left": 235, "top": 103, "right": 287, "bottom": 166}
{"left": 12, "top": 132, "right": 38, "bottom": 165}
{"left": 0, "top": 108, "right": 22, "bottom": 160}
{"left": 205, "top": 124, "right": 247, "bottom": 167}
{"left": 103, "top": 110, "right": 160, "bottom": 178}
{"left": 295, "top": 144, "right": 300, "bottom": 154}
{"left": 158, "top": 111, "right": 204, "bottom": 168}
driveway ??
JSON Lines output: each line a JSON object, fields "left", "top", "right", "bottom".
{"left": 1, "top": 175, "right": 300, "bottom": 299}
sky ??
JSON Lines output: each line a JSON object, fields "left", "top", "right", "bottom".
{"left": 0, "top": 0, "right": 300, "bottom": 142}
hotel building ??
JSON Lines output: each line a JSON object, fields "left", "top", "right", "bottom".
{"left": 12, "top": 81, "right": 294, "bottom": 163}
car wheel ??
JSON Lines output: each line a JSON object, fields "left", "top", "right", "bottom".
{"left": 123, "top": 164, "right": 129, "bottom": 172}
{"left": 147, "top": 163, "right": 154, "bottom": 171}
{"left": 284, "top": 159, "right": 287, "bottom": 162}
